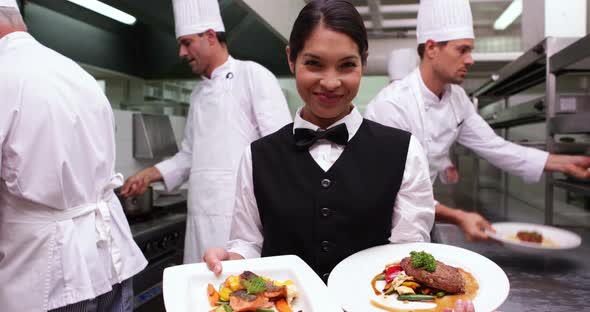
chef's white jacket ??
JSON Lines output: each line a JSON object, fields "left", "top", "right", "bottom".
{"left": 365, "top": 68, "right": 549, "bottom": 186}
{"left": 0, "top": 32, "right": 147, "bottom": 311}
{"left": 155, "top": 56, "right": 292, "bottom": 263}
{"left": 227, "top": 107, "right": 435, "bottom": 259}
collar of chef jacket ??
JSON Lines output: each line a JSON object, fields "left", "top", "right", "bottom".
{"left": 202, "top": 55, "right": 235, "bottom": 81}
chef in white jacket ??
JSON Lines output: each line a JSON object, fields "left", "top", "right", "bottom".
{"left": 120, "top": 0, "right": 292, "bottom": 263}
{"left": 388, "top": 47, "right": 459, "bottom": 184}
{"left": 0, "top": 2, "right": 147, "bottom": 311}
{"left": 366, "top": 0, "right": 590, "bottom": 241}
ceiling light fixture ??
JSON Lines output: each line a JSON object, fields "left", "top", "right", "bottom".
{"left": 67, "top": 0, "right": 136, "bottom": 25}
{"left": 493, "top": 0, "right": 522, "bottom": 31}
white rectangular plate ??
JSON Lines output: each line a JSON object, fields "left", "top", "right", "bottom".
{"left": 163, "top": 255, "right": 343, "bottom": 312}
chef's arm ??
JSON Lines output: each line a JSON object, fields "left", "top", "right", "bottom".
{"left": 457, "top": 113, "right": 548, "bottom": 183}
{"left": 390, "top": 136, "right": 435, "bottom": 243}
{"left": 435, "top": 202, "right": 493, "bottom": 241}
{"left": 544, "top": 154, "right": 590, "bottom": 179}
{"left": 249, "top": 66, "right": 292, "bottom": 136}
{"left": 120, "top": 166, "right": 163, "bottom": 197}
{"left": 145, "top": 101, "right": 196, "bottom": 193}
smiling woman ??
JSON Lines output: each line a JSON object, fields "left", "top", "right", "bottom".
{"left": 202, "top": 0, "right": 436, "bottom": 306}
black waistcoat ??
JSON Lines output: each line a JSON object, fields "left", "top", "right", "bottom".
{"left": 251, "top": 119, "right": 410, "bottom": 281}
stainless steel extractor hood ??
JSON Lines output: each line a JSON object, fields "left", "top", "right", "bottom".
{"left": 132, "top": 113, "right": 179, "bottom": 159}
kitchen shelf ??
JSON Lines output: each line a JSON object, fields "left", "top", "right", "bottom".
{"left": 552, "top": 142, "right": 590, "bottom": 154}
{"left": 552, "top": 179, "right": 590, "bottom": 196}
{"left": 468, "top": 37, "right": 589, "bottom": 225}
{"left": 471, "top": 37, "right": 578, "bottom": 107}
{"left": 551, "top": 34, "right": 590, "bottom": 74}
{"left": 548, "top": 112, "right": 590, "bottom": 134}
{"left": 516, "top": 141, "right": 547, "bottom": 151}
{"left": 484, "top": 98, "right": 546, "bottom": 129}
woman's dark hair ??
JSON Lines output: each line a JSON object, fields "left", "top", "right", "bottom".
{"left": 289, "top": 0, "right": 368, "bottom": 65}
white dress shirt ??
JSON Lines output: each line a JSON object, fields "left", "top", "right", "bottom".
{"left": 227, "top": 107, "right": 435, "bottom": 259}
{"left": 0, "top": 32, "right": 146, "bottom": 311}
{"left": 365, "top": 68, "right": 549, "bottom": 185}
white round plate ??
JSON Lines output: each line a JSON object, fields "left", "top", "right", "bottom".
{"left": 328, "top": 242, "right": 509, "bottom": 312}
{"left": 488, "top": 222, "right": 582, "bottom": 254}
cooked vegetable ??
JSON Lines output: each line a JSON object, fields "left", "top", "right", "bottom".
{"left": 208, "top": 283, "right": 220, "bottom": 307}
{"left": 385, "top": 265, "right": 403, "bottom": 283}
{"left": 223, "top": 305, "right": 233, "bottom": 312}
{"left": 410, "top": 251, "right": 437, "bottom": 272}
{"left": 375, "top": 274, "right": 385, "bottom": 281}
{"left": 397, "top": 294, "right": 436, "bottom": 301}
{"left": 395, "top": 286, "right": 415, "bottom": 295}
{"left": 384, "top": 285, "right": 397, "bottom": 295}
{"left": 276, "top": 298, "right": 293, "bottom": 312}
{"left": 241, "top": 277, "right": 267, "bottom": 295}
{"left": 255, "top": 309, "right": 275, "bottom": 312}
{"left": 401, "top": 281, "right": 420, "bottom": 290}
{"left": 436, "top": 291, "right": 446, "bottom": 298}
{"left": 226, "top": 275, "right": 242, "bottom": 291}
{"left": 218, "top": 287, "right": 232, "bottom": 302}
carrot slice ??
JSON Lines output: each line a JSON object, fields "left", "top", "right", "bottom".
{"left": 276, "top": 298, "right": 293, "bottom": 312}
{"left": 207, "top": 283, "right": 220, "bottom": 307}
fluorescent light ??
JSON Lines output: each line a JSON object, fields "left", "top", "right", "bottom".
{"left": 67, "top": 0, "right": 136, "bottom": 25}
{"left": 494, "top": 0, "right": 522, "bottom": 31}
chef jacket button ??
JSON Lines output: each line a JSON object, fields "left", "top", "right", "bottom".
{"left": 321, "top": 207, "right": 331, "bottom": 217}
{"left": 322, "top": 273, "right": 330, "bottom": 281}
{"left": 321, "top": 178, "right": 331, "bottom": 188}
{"left": 320, "top": 240, "right": 330, "bottom": 252}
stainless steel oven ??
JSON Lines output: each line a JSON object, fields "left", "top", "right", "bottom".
{"left": 130, "top": 213, "right": 186, "bottom": 312}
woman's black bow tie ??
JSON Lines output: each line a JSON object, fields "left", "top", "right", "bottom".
{"left": 294, "top": 123, "right": 349, "bottom": 149}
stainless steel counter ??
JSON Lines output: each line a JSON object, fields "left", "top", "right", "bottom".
{"left": 432, "top": 223, "right": 590, "bottom": 312}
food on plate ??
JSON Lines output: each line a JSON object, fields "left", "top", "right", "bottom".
{"left": 370, "top": 251, "right": 478, "bottom": 311}
{"left": 206, "top": 271, "right": 299, "bottom": 312}
{"left": 506, "top": 230, "right": 558, "bottom": 247}
{"left": 516, "top": 231, "right": 543, "bottom": 243}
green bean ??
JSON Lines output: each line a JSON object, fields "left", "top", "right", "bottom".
{"left": 397, "top": 294, "right": 436, "bottom": 301}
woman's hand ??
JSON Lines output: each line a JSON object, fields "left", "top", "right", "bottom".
{"left": 202, "top": 248, "right": 244, "bottom": 275}
{"left": 443, "top": 299, "right": 475, "bottom": 312}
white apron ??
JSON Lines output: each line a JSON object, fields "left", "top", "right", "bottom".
{"left": 183, "top": 63, "right": 261, "bottom": 263}
{"left": 0, "top": 174, "right": 141, "bottom": 311}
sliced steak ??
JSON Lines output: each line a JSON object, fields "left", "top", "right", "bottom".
{"left": 400, "top": 257, "right": 465, "bottom": 294}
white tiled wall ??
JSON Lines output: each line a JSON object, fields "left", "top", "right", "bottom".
{"left": 113, "top": 109, "right": 187, "bottom": 180}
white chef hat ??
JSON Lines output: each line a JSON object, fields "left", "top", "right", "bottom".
{"left": 388, "top": 48, "right": 418, "bottom": 81}
{"left": 0, "top": 0, "right": 19, "bottom": 11}
{"left": 417, "top": 0, "right": 474, "bottom": 44}
{"left": 172, "top": 0, "right": 225, "bottom": 39}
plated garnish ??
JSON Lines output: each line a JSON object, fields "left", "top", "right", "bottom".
{"left": 370, "top": 250, "right": 478, "bottom": 311}
{"left": 506, "top": 230, "right": 558, "bottom": 247}
{"left": 516, "top": 231, "right": 543, "bottom": 243}
{"left": 207, "top": 271, "right": 299, "bottom": 312}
